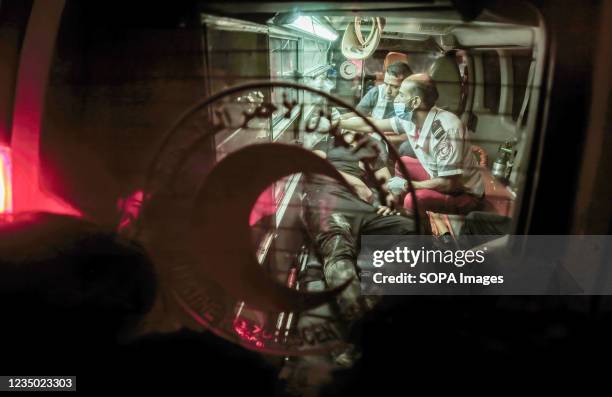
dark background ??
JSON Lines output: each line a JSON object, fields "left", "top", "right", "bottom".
{"left": 0, "top": 0, "right": 610, "bottom": 393}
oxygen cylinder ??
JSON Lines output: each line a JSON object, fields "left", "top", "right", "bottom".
{"left": 492, "top": 141, "right": 514, "bottom": 180}
{"left": 491, "top": 156, "right": 507, "bottom": 179}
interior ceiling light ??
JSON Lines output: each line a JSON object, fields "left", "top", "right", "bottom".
{"left": 286, "top": 16, "right": 339, "bottom": 41}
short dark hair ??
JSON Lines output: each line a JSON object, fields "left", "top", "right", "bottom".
{"left": 406, "top": 80, "right": 439, "bottom": 109}
{"left": 386, "top": 61, "right": 413, "bottom": 79}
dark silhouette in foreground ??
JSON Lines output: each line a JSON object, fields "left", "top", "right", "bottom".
{"left": 0, "top": 212, "right": 276, "bottom": 392}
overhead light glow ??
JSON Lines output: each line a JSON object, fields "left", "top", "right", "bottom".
{"left": 0, "top": 146, "right": 13, "bottom": 214}
{"left": 287, "top": 16, "right": 338, "bottom": 41}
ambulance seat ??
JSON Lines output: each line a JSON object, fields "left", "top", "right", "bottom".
{"left": 395, "top": 145, "right": 514, "bottom": 237}
{"left": 375, "top": 52, "right": 410, "bottom": 85}
{"left": 429, "top": 52, "right": 463, "bottom": 116}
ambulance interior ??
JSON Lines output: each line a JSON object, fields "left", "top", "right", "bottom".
{"left": 194, "top": 3, "right": 546, "bottom": 277}
{"left": 1, "top": 0, "right": 549, "bottom": 356}
{"left": 187, "top": 2, "right": 547, "bottom": 347}
{"left": 5, "top": 0, "right": 612, "bottom": 389}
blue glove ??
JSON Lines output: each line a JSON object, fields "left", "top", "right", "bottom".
{"left": 387, "top": 176, "right": 408, "bottom": 195}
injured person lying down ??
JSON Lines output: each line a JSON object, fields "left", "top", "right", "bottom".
{"left": 302, "top": 129, "right": 416, "bottom": 325}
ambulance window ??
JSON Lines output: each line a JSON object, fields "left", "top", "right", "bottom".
{"left": 455, "top": 50, "right": 469, "bottom": 115}
{"left": 270, "top": 39, "right": 283, "bottom": 81}
{"left": 204, "top": 22, "right": 272, "bottom": 157}
{"left": 302, "top": 39, "right": 329, "bottom": 113}
{"left": 482, "top": 50, "right": 501, "bottom": 114}
{"left": 303, "top": 39, "right": 327, "bottom": 75}
{"left": 512, "top": 51, "right": 532, "bottom": 123}
{"left": 0, "top": 0, "right": 32, "bottom": 145}
{"left": 270, "top": 37, "right": 299, "bottom": 126}
{"left": 456, "top": 50, "right": 469, "bottom": 81}
{"left": 206, "top": 29, "right": 270, "bottom": 95}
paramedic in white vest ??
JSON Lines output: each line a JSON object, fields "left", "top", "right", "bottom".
{"left": 338, "top": 73, "right": 485, "bottom": 219}
{"left": 340, "top": 61, "right": 413, "bottom": 162}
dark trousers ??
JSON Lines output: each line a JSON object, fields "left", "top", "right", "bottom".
{"left": 460, "top": 211, "right": 511, "bottom": 235}
{"left": 303, "top": 187, "right": 415, "bottom": 321}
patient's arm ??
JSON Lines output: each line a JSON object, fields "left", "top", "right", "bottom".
{"left": 385, "top": 174, "right": 464, "bottom": 196}
{"left": 313, "top": 150, "right": 328, "bottom": 159}
{"left": 340, "top": 111, "right": 357, "bottom": 120}
{"left": 374, "top": 167, "right": 400, "bottom": 208}
{"left": 413, "top": 175, "right": 463, "bottom": 194}
{"left": 313, "top": 149, "right": 373, "bottom": 202}
{"left": 339, "top": 117, "right": 392, "bottom": 133}
{"left": 374, "top": 167, "right": 392, "bottom": 185}
{"left": 386, "top": 133, "right": 406, "bottom": 146}
{"left": 338, "top": 171, "right": 373, "bottom": 202}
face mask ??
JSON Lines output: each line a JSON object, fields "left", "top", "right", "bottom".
{"left": 393, "top": 101, "right": 413, "bottom": 120}
{"left": 393, "top": 101, "right": 405, "bottom": 116}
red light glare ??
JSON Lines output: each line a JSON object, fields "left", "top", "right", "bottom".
{"left": 0, "top": 146, "right": 12, "bottom": 214}
{"left": 233, "top": 317, "right": 274, "bottom": 349}
{"left": 249, "top": 186, "right": 276, "bottom": 226}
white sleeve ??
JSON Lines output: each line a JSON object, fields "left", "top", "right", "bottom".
{"left": 434, "top": 127, "right": 464, "bottom": 177}
{"left": 390, "top": 117, "right": 411, "bottom": 135}
{"left": 390, "top": 117, "right": 400, "bottom": 134}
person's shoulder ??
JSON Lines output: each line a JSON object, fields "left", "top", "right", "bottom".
{"left": 357, "top": 86, "right": 379, "bottom": 110}
{"left": 368, "top": 84, "right": 382, "bottom": 94}
{"left": 433, "top": 107, "right": 464, "bottom": 132}
{"left": 364, "top": 85, "right": 380, "bottom": 99}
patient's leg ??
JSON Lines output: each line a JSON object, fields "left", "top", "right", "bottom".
{"left": 315, "top": 213, "right": 363, "bottom": 322}
{"left": 361, "top": 211, "right": 416, "bottom": 236}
